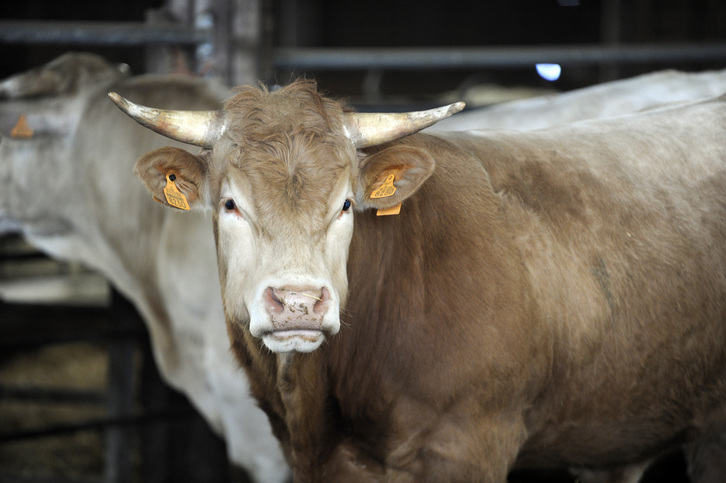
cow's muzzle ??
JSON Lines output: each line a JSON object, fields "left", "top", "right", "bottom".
{"left": 261, "top": 286, "right": 332, "bottom": 352}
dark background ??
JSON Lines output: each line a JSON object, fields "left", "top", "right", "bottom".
{"left": 2, "top": 0, "right": 726, "bottom": 99}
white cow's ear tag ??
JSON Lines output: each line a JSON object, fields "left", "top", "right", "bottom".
{"left": 11, "top": 114, "right": 34, "bottom": 139}
{"left": 371, "top": 173, "right": 402, "bottom": 216}
{"left": 163, "top": 173, "right": 191, "bottom": 210}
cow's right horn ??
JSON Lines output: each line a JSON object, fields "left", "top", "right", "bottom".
{"left": 343, "top": 102, "right": 465, "bottom": 149}
{"left": 108, "top": 92, "right": 225, "bottom": 149}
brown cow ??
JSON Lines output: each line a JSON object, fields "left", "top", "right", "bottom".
{"left": 110, "top": 80, "right": 726, "bottom": 482}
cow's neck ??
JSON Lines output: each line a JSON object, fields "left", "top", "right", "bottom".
{"left": 328, "top": 136, "right": 545, "bottom": 469}
{"left": 227, "top": 318, "right": 338, "bottom": 480}
{"left": 274, "top": 351, "right": 339, "bottom": 478}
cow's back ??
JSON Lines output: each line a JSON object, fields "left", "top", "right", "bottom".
{"left": 443, "top": 97, "right": 726, "bottom": 468}
{"left": 436, "top": 68, "right": 726, "bottom": 132}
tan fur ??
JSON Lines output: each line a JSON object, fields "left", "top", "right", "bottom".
{"left": 133, "top": 81, "right": 726, "bottom": 482}
{"left": 217, "top": 82, "right": 355, "bottom": 230}
{"left": 135, "top": 146, "right": 208, "bottom": 207}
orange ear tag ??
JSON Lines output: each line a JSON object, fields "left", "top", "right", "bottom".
{"left": 163, "top": 174, "right": 191, "bottom": 210}
{"left": 11, "top": 114, "right": 34, "bottom": 139}
{"left": 376, "top": 203, "right": 402, "bottom": 217}
{"left": 370, "top": 174, "right": 401, "bottom": 216}
{"left": 370, "top": 174, "right": 397, "bottom": 199}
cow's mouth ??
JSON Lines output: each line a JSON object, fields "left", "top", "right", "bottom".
{"left": 271, "top": 329, "right": 322, "bottom": 340}
{"left": 262, "top": 329, "right": 325, "bottom": 353}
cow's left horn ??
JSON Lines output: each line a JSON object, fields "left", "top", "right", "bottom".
{"left": 108, "top": 92, "right": 225, "bottom": 148}
{"left": 343, "top": 102, "right": 465, "bottom": 149}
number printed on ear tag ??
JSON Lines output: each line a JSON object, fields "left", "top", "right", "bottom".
{"left": 163, "top": 174, "right": 191, "bottom": 210}
{"left": 371, "top": 174, "right": 397, "bottom": 199}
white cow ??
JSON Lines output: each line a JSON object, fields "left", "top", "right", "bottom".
{"left": 0, "top": 53, "right": 290, "bottom": 482}
{"left": 436, "top": 68, "right": 726, "bottom": 132}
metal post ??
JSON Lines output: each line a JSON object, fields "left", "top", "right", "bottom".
{"left": 600, "top": 0, "right": 621, "bottom": 81}
{"left": 211, "top": 0, "right": 261, "bottom": 86}
{"left": 105, "top": 290, "right": 138, "bottom": 483}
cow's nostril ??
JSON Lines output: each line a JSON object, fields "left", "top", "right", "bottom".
{"left": 264, "top": 287, "right": 284, "bottom": 314}
{"left": 313, "top": 287, "right": 330, "bottom": 314}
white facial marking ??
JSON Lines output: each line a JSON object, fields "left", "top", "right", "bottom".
{"left": 217, "top": 175, "right": 355, "bottom": 353}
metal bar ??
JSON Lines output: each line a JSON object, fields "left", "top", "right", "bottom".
{"left": 0, "top": 385, "right": 106, "bottom": 404}
{"left": 0, "top": 329, "right": 141, "bottom": 352}
{"left": 0, "top": 471, "right": 103, "bottom": 483}
{"left": 0, "top": 409, "right": 195, "bottom": 443}
{"left": 274, "top": 43, "right": 726, "bottom": 70}
{"left": 0, "top": 21, "right": 208, "bottom": 46}
{"left": 0, "top": 251, "right": 53, "bottom": 262}
{"left": 0, "top": 300, "right": 143, "bottom": 351}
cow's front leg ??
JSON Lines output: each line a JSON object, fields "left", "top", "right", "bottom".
{"left": 381, "top": 406, "right": 526, "bottom": 482}
{"left": 409, "top": 413, "right": 525, "bottom": 483}
{"left": 319, "top": 412, "right": 524, "bottom": 482}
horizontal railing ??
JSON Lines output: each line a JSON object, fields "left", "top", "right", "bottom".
{"left": 1, "top": 21, "right": 725, "bottom": 71}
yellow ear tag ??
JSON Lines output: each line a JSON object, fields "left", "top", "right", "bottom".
{"left": 376, "top": 203, "right": 402, "bottom": 217}
{"left": 370, "top": 174, "right": 397, "bottom": 199}
{"left": 11, "top": 114, "right": 34, "bottom": 139}
{"left": 371, "top": 174, "right": 400, "bottom": 216}
{"left": 163, "top": 174, "right": 191, "bottom": 210}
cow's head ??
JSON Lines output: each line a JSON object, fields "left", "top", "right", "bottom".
{"left": 110, "top": 80, "right": 463, "bottom": 353}
{"left": 1, "top": 53, "right": 130, "bottom": 237}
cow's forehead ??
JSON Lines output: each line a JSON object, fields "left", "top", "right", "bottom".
{"left": 223, "top": 81, "right": 348, "bottom": 142}
{"left": 221, "top": 134, "right": 353, "bottom": 231}
{"left": 214, "top": 82, "right": 356, "bottom": 228}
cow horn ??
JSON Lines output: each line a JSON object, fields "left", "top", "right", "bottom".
{"left": 108, "top": 92, "right": 225, "bottom": 148}
{"left": 343, "top": 102, "right": 465, "bottom": 149}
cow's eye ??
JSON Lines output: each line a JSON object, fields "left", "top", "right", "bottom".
{"left": 342, "top": 199, "right": 352, "bottom": 212}
{"left": 224, "top": 199, "right": 236, "bottom": 211}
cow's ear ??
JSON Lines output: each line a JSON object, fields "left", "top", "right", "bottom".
{"left": 357, "top": 145, "right": 435, "bottom": 210}
{"left": 134, "top": 146, "right": 209, "bottom": 211}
